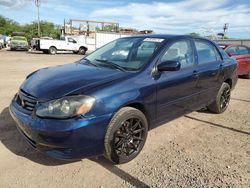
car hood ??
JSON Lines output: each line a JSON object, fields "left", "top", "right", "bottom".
{"left": 21, "top": 63, "right": 128, "bottom": 101}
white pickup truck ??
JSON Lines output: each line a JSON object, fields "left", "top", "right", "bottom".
{"left": 36, "top": 36, "right": 88, "bottom": 55}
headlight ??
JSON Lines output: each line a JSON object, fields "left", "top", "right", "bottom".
{"left": 36, "top": 95, "right": 95, "bottom": 118}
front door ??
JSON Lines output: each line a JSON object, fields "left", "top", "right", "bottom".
{"left": 155, "top": 39, "right": 200, "bottom": 124}
{"left": 67, "top": 38, "right": 78, "bottom": 51}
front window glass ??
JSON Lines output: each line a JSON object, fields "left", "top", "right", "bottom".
{"left": 238, "top": 46, "right": 249, "bottom": 55}
{"left": 160, "top": 40, "right": 194, "bottom": 69}
{"left": 68, "top": 38, "right": 76, "bottom": 43}
{"left": 82, "top": 37, "right": 164, "bottom": 71}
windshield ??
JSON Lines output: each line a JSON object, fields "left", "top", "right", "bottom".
{"left": 81, "top": 37, "right": 164, "bottom": 71}
{"left": 12, "top": 37, "right": 26, "bottom": 41}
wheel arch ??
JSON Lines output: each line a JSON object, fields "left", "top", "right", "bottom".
{"left": 79, "top": 46, "right": 88, "bottom": 51}
{"left": 224, "top": 78, "right": 232, "bottom": 89}
{"left": 123, "top": 102, "right": 151, "bottom": 128}
{"left": 49, "top": 46, "right": 57, "bottom": 50}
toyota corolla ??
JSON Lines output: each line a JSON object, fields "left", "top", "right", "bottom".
{"left": 10, "top": 35, "right": 237, "bottom": 164}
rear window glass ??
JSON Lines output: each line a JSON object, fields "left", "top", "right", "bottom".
{"left": 195, "top": 40, "right": 221, "bottom": 64}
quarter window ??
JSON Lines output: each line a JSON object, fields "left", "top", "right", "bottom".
{"left": 195, "top": 41, "right": 221, "bottom": 64}
{"left": 238, "top": 46, "right": 249, "bottom": 55}
{"left": 160, "top": 40, "right": 194, "bottom": 69}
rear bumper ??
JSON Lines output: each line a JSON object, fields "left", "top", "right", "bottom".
{"left": 9, "top": 100, "right": 112, "bottom": 160}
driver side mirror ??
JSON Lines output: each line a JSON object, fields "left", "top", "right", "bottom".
{"left": 227, "top": 52, "right": 233, "bottom": 57}
{"left": 157, "top": 60, "right": 181, "bottom": 72}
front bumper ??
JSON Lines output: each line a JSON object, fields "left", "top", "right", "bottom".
{"left": 10, "top": 44, "right": 28, "bottom": 50}
{"left": 9, "top": 100, "right": 112, "bottom": 160}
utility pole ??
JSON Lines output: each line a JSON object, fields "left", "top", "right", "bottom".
{"left": 34, "top": 0, "right": 41, "bottom": 37}
{"left": 223, "top": 23, "right": 228, "bottom": 40}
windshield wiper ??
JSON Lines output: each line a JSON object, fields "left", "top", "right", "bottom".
{"left": 80, "top": 58, "right": 98, "bottom": 67}
{"left": 95, "top": 59, "right": 126, "bottom": 72}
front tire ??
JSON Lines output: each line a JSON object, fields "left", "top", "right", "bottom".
{"left": 208, "top": 82, "right": 231, "bottom": 114}
{"left": 78, "top": 47, "right": 87, "bottom": 55}
{"left": 104, "top": 107, "right": 148, "bottom": 164}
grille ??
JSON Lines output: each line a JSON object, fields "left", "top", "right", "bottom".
{"left": 16, "top": 90, "right": 37, "bottom": 114}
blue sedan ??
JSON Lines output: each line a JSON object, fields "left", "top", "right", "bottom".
{"left": 10, "top": 35, "right": 237, "bottom": 164}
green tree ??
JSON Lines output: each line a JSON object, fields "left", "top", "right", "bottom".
{"left": 0, "top": 15, "right": 60, "bottom": 39}
{"left": 188, "top": 32, "right": 200, "bottom": 37}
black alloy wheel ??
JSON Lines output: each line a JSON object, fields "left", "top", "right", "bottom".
{"left": 113, "top": 118, "right": 144, "bottom": 157}
{"left": 208, "top": 82, "right": 231, "bottom": 114}
{"left": 220, "top": 86, "right": 230, "bottom": 110}
{"left": 104, "top": 107, "right": 148, "bottom": 164}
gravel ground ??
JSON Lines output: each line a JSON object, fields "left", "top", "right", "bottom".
{"left": 0, "top": 49, "right": 249, "bottom": 188}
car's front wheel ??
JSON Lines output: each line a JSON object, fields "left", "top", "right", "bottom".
{"left": 104, "top": 107, "right": 148, "bottom": 164}
{"left": 208, "top": 82, "right": 231, "bottom": 114}
{"left": 78, "top": 47, "right": 87, "bottom": 55}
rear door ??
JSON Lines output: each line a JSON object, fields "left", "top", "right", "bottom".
{"left": 156, "top": 39, "right": 200, "bottom": 124}
{"left": 194, "top": 39, "right": 224, "bottom": 105}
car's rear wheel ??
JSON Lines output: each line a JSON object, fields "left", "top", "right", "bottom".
{"left": 208, "top": 82, "right": 231, "bottom": 114}
{"left": 104, "top": 107, "right": 148, "bottom": 164}
{"left": 244, "top": 72, "right": 250, "bottom": 79}
{"left": 49, "top": 47, "right": 57, "bottom": 55}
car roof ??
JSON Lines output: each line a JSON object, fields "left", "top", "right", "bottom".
{"left": 125, "top": 34, "right": 211, "bottom": 41}
{"left": 219, "top": 43, "right": 249, "bottom": 49}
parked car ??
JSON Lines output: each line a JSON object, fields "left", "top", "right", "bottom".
{"left": 0, "top": 38, "right": 3, "bottom": 49}
{"left": 0, "top": 35, "right": 4, "bottom": 49}
{"left": 10, "top": 36, "right": 29, "bottom": 51}
{"left": 36, "top": 36, "right": 88, "bottom": 55}
{"left": 220, "top": 44, "right": 250, "bottom": 79}
{"left": 10, "top": 35, "right": 237, "bottom": 164}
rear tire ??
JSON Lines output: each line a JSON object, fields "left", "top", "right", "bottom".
{"left": 104, "top": 107, "right": 148, "bottom": 164}
{"left": 244, "top": 72, "right": 250, "bottom": 79}
{"left": 49, "top": 47, "right": 57, "bottom": 55}
{"left": 208, "top": 82, "right": 231, "bottom": 114}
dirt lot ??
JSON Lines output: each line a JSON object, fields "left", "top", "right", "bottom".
{"left": 0, "top": 49, "right": 249, "bottom": 188}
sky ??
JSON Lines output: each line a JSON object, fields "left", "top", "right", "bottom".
{"left": 0, "top": 0, "right": 250, "bottom": 38}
